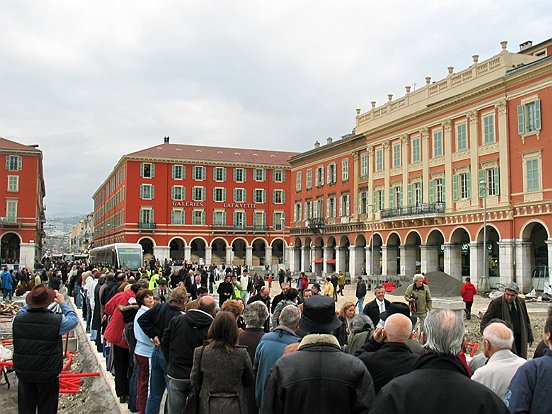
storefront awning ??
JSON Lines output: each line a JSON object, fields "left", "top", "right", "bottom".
{"left": 314, "top": 258, "right": 324, "bottom": 263}
{"left": 327, "top": 259, "right": 336, "bottom": 264}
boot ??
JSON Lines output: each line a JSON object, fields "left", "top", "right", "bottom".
{"left": 466, "top": 311, "right": 471, "bottom": 320}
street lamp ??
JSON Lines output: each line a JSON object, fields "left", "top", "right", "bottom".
{"left": 281, "top": 216, "right": 286, "bottom": 272}
{"left": 368, "top": 203, "right": 376, "bottom": 286}
{"left": 479, "top": 180, "right": 489, "bottom": 293}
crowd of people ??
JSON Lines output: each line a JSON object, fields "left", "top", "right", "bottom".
{"left": 5, "top": 258, "right": 552, "bottom": 414}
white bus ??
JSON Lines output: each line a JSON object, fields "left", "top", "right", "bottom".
{"left": 89, "top": 243, "right": 143, "bottom": 270}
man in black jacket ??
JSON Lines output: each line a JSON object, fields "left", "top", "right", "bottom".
{"left": 162, "top": 296, "right": 216, "bottom": 414}
{"left": 261, "top": 295, "right": 375, "bottom": 414}
{"left": 369, "top": 309, "right": 509, "bottom": 414}
{"left": 13, "top": 285, "right": 78, "bottom": 414}
{"left": 356, "top": 313, "right": 419, "bottom": 393}
{"left": 363, "top": 285, "right": 390, "bottom": 327}
{"left": 137, "top": 287, "right": 188, "bottom": 414}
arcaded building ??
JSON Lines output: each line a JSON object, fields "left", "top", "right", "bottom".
{"left": 92, "top": 138, "right": 298, "bottom": 268}
{"left": 290, "top": 39, "right": 552, "bottom": 292}
{"left": 0, "top": 137, "right": 46, "bottom": 268}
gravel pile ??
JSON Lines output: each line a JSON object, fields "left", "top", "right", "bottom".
{"left": 392, "top": 271, "right": 463, "bottom": 298}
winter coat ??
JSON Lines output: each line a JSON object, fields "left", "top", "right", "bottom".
{"left": 355, "top": 280, "right": 367, "bottom": 300}
{"left": 190, "top": 345, "right": 254, "bottom": 414}
{"left": 356, "top": 338, "right": 419, "bottom": 394}
{"left": 471, "top": 349, "right": 526, "bottom": 398}
{"left": 504, "top": 348, "right": 552, "bottom": 414}
{"left": 238, "top": 328, "right": 265, "bottom": 363}
{"left": 363, "top": 298, "right": 391, "bottom": 327}
{"left": 368, "top": 352, "right": 509, "bottom": 414}
{"left": 103, "top": 289, "right": 136, "bottom": 349}
{"left": 480, "top": 294, "right": 533, "bottom": 358}
{"left": 404, "top": 283, "right": 432, "bottom": 316}
{"left": 260, "top": 334, "right": 375, "bottom": 414}
{"left": 460, "top": 282, "right": 477, "bottom": 302}
{"left": 1, "top": 270, "right": 13, "bottom": 290}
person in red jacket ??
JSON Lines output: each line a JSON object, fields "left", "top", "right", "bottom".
{"left": 460, "top": 277, "right": 477, "bottom": 320}
{"left": 104, "top": 283, "right": 139, "bottom": 403}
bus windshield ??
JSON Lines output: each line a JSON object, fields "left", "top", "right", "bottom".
{"left": 118, "top": 248, "right": 142, "bottom": 270}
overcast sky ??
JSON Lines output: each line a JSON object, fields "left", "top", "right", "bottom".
{"left": 0, "top": 1, "right": 550, "bottom": 218}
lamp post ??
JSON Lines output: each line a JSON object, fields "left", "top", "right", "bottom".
{"left": 281, "top": 216, "right": 286, "bottom": 272}
{"left": 368, "top": 203, "right": 375, "bottom": 286}
{"left": 479, "top": 180, "right": 489, "bottom": 293}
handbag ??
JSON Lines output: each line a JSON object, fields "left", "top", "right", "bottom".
{"left": 184, "top": 345, "right": 205, "bottom": 414}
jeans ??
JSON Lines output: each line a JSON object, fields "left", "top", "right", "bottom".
{"left": 1, "top": 288, "right": 12, "bottom": 301}
{"left": 145, "top": 347, "right": 168, "bottom": 414}
{"left": 166, "top": 376, "right": 191, "bottom": 414}
{"left": 74, "top": 284, "right": 82, "bottom": 308}
{"left": 357, "top": 297, "right": 365, "bottom": 315}
{"left": 241, "top": 290, "right": 250, "bottom": 304}
{"left": 128, "top": 359, "right": 138, "bottom": 412}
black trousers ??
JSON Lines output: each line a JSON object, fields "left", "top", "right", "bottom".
{"left": 112, "top": 344, "right": 130, "bottom": 397}
{"left": 18, "top": 378, "right": 59, "bottom": 414}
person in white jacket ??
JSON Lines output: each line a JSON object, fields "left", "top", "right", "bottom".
{"left": 472, "top": 321, "right": 526, "bottom": 398}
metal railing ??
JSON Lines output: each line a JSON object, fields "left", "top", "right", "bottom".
{"left": 380, "top": 202, "right": 446, "bottom": 219}
{"left": 138, "top": 222, "right": 156, "bottom": 229}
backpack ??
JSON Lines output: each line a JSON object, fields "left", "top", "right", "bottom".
{"left": 124, "top": 322, "right": 137, "bottom": 355}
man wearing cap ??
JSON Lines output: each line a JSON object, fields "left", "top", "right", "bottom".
{"left": 356, "top": 313, "right": 420, "bottom": 394}
{"left": 261, "top": 295, "right": 375, "bottom": 414}
{"left": 480, "top": 282, "right": 533, "bottom": 358}
{"left": 13, "top": 285, "right": 79, "bottom": 413}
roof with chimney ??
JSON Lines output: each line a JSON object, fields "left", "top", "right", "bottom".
{"left": 0, "top": 137, "right": 42, "bottom": 153}
{"left": 126, "top": 137, "right": 298, "bottom": 166}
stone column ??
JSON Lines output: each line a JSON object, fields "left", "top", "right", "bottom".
{"left": 335, "top": 247, "right": 342, "bottom": 274}
{"left": 245, "top": 246, "right": 253, "bottom": 267}
{"left": 469, "top": 242, "right": 483, "bottom": 288}
{"left": 515, "top": 240, "right": 533, "bottom": 293}
{"left": 323, "top": 247, "right": 332, "bottom": 276}
{"left": 496, "top": 101, "right": 510, "bottom": 206}
{"left": 420, "top": 245, "right": 439, "bottom": 273}
{"left": 293, "top": 247, "right": 301, "bottom": 272}
{"left": 203, "top": 246, "right": 211, "bottom": 266}
{"left": 19, "top": 242, "right": 36, "bottom": 269}
{"left": 301, "top": 246, "right": 310, "bottom": 273}
{"left": 401, "top": 245, "right": 417, "bottom": 278}
{"left": 498, "top": 240, "right": 514, "bottom": 286}
{"left": 265, "top": 246, "right": 272, "bottom": 267}
{"left": 381, "top": 246, "right": 398, "bottom": 276}
{"left": 225, "top": 246, "right": 233, "bottom": 266}
{"left": 365, "top": 246, "right": 372, "bottom": 275}
{"left": 184, "top": 246, "right": 192, "bottom": 262}
{"left": 443, "top": 242, "right": 462, "bottom": 280}
{"left": 348, "top": 245, "right": 357, "bottom": 278}
{"left": 547, "top": 239, "right": 552, "bottom": 292}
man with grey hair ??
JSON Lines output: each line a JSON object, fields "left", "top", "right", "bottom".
{"left": 254, "top": 305, "right": 300, "bottom": 408}
{"left": 369, "top": 309, "right": 509, "bottom": 414}
{"left": 404, "top": 274, "right": 432, "bottom": 337}
{"left": 239, "top": 301, "right": 270, "bottom": 362}
{"left": 471, "top": 322, "right": 525, "bottom": 398}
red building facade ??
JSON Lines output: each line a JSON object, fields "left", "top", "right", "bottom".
{"left": 290, "top": 39, "right": 552, "bottom": 292}
{"left": 0, "top": 138, "right": 46, "bottom": 268}
{"left": 93, "top": 138, "right": 298, "bottom": 268}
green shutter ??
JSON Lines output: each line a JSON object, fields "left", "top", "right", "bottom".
{"left": 407, "top": 184, "right": 413, "bottom": 206}
{"left": 453, "top": 175, "right": 459, "bottom": 201}
{"left": 478, "top": 170, "right": 485, "bottom": 197}
{"left": 140, "top": 163, "right": 144, "bottom": 177}
{"left": 466, "top": 172, "right": 472, "bottom": 198}
{"left": 151, "top": 185, "right": 155, "bottom": 199}
{"left": 397, "top": 186, "right": 402, "bottom": 207}
{"left": 282, "top": 191, "right": 286, "bottom": 204}
{"left": 535, "top": 100, "right": 541, "bottom": 131}
{"left": 389, "top": 190, "right": 395, "bottom": 209}
{"left": 381, "top": 190, "right": 385, "bottom": 210}
{"left": 429, "top": 180, "right": 435, "bottom": 203}
{"left": 372, "top": 191, "right": 378, "bottom": 212}
{"left": 140, "top": 185, "right": 144, "bottom": 199}
{"left": 441, "top": 178, "right": 446, "bottom": 206}
{"left": 494, "top": 167, "right": 500, "bottom": 195}
{"left": 517, "top": 104, "right": 525, "bottom": 135}
{"left": 151, "top": 164, "right": 155, "bottom": 178}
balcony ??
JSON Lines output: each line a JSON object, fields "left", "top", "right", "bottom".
{"left": 0, "top": 217, "right": 21, "bottom": 227}
{"left": 138, "top": 222, "right": 156, "bottom": 231}
{"left": 380, "top": 203, "right": 446, "bottom": 220}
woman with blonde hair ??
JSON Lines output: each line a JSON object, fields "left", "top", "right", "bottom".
{"left": 190, "top": 311, "right": 254, "bottom": 413}
{"left": 221, "top": 299, "right": 246, "bottom": 334}
{"left": 335, "top": 301, "right": 356, "bottom": 349}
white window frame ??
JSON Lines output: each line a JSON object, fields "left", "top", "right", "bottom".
{"left": 7, "top": 176, "right": 19, "bottom": 192}
{"left": 171, "top": 185, "right": 185, "bottom": 201}
{"left": 6, "top": 199, "right": 17, "bottom": 220}
{"left": 5, "top": 155, "right": 22, "bottom": 171}
{"left": 253, "top": 211, "right": 266, "bottom": 228}
{"left": 342, "top": 159, "right": 349, "bottom": 181}
{"left": 411, "top": 137, "right": 421, "bottom": 163}
{"left": 306, "top": 169, "right": 312, "bottom": 189}
{"left": 523, "top": 152, "right": 541, "bottom": 193}
{"left": 213, "top": 210, "right": 226, "bottom": 226}
{"left": 518, "top": 98, "right": 542, "bottom": 136}
{"left": 340, "top": 193, "right": 350, "bottom": 216}
{"left": 234, "top": 168, "right": 246, "bottom": 183}
{"left": 460, "top": 173, "right": 470, "bottom": 199}
{"left": 140, "top": 162, "right": 155, "bottom": 178}
{"left": 254, "top": 189, "right": 266, "bottom": 203}
{"left": 172, "top": 164, "right": 185, "bottom": 180}
{"left": 254, "top": 168, "right": 266, "bottom": 182}
{"left": 233, "top": 188, "right": 246, "bottom": 203}
{"left": 435, "top": 178, "right": 445, "bottom": 203}
{"left": 273, "top": 169, "right": 284, "bottom": 182}
{"left": 213, "top": 187, "right": 226, "bottom": 202}
{"left": 192, "top": 186, "right": 206, "bottom": 201}
{"left": 192, "top": 209, "right": 205, "bottom": 225}
{"left": 233, "top": 211, "right": 246, "bottom": 228}
{"left": 296, "top": 171, "right": 302, "bottom": 191}
{"left": 193, "top": 166, "right": 206, "bottom": 181}
{"left": 360, "top": 153, "right": 369, "bottom": 176}
{"left": 214, "top": 167, "right": 227, "bottom": 182}
{"left": 140, "top": 184, "right": 154, "bottom": 200}
{"left": 139, "top": 207, "right": 154, "bottom": 224}
{"left": 393, "top": 143, "right": 401, "bottom": 168}
{"left": 327, "top": 163, "right": 337, "bottom": 184}
{"left": 375, "top": 148, "right": 383, "bottom": 172}
{"left": 273, "top": 189, "right": 285, "bottom": 204}
{"left": 171, "top": 209, "right": 185, "bottom": 225}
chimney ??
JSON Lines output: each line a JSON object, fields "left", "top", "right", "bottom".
{"left": 327, "top": 137, "right": 333, "bottom": 145}
{"left": 519, "top": 40, "right": 533, "bottom": 51}
{"left": 314, "top": 141, "right": 320, "bottom": 149}
{"left": 163, "top": 136, "right": 170, "bottom": 144}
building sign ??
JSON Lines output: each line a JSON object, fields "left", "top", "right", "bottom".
{"left": 172, "top": 201, "right": 205, "bottom": 207}
{"left": 223, "top": 203, "right": 257, "bottom": 209}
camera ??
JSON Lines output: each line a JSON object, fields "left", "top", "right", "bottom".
{"left": 409, "top": 293, "right": 418, "bottom": 301}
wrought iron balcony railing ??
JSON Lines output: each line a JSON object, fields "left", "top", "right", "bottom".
{"left": 380, "top": 202, "right": 446, "bottom": 219}
{"left": 138, "top": 222, "right": 156, "bottom": 230}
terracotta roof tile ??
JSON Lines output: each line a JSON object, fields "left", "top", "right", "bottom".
{"left": 127, "top": 143, "right": 298, "bottom": 166}
{"left": 0, "top": 137, "right": 41, "bottom": 152}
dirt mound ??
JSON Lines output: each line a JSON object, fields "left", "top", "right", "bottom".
{"left": 393, "top": 271, "right": 463, "bottom": 298}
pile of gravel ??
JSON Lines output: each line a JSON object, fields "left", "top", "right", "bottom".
{"left": 392, "top": 271, "right": 463, "bottom": 298}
